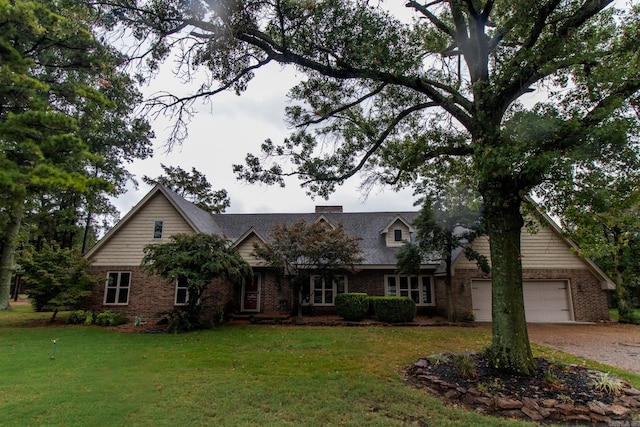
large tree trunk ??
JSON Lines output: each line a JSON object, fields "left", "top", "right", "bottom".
{"left": 444, "top": 253, "right": 457, "bottom": 322}
{"left": 481, "top": 186, "right": 536, "bottom": 376}
{"left": 0, "top": 201, "right": 25, "bottom": 310}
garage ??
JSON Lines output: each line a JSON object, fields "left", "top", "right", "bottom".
{"left": 471, "top": 280, "right": 573, "bottom": 322}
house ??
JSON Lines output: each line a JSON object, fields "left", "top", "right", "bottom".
{"left": 83, "top": 184, "right": 613, "bottom": 323}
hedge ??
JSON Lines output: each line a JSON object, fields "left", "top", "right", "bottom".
{"left": 371, "top": 296, "right": 416, "bottom": 323}
{"left": 335, "top": 293, "right": 369, "bottom": 321}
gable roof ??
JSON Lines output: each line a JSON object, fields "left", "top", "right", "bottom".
{"left": 84, "top": 184, "right": 219, "bottom": 259}
{"left": 210, "top": 211, "right": 431, "bottom": 266}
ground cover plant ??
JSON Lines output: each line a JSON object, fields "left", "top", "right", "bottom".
{"left": 1, "top": 309, "right": 639, "bottom": 426}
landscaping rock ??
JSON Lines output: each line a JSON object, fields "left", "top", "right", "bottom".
{"left": 405, "top": 352, "right": 640, "bottom": 424}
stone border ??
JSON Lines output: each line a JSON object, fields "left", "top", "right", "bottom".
{"left": 407, "top": 358, "right": 640, "bottom": 424}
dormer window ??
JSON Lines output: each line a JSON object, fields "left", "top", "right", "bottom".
{"left": 394, "top": 229, "right": 403, "bottom": 242}
{"left": 153, "top": 220, "right": 163, "bottom": 239}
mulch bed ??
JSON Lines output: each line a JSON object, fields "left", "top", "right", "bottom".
{"left": 405, "top": 352, "right": 640, "bottom": 424}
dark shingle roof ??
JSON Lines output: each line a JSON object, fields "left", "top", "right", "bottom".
{"left": 158, "top": 186, "right": 439, "bottom": 267}
{"left": 211, "top": 211, "right": 427, "bottom": 266}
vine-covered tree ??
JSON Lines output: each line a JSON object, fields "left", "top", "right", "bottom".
{"left": 252, "top": 219, "right": 363, "bottom": 319}
{"left": 143, "top": 164, "right": 230, "bottom": 213}
{"left": 141, "top": 233, "right": 253, "bottom": 330}
{"left": 97, "top": 1, "right": 640, "bottom": 375}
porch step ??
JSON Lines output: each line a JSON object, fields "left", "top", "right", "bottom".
{"left": 228, "top": 312, "right": 291, "bottom": 321}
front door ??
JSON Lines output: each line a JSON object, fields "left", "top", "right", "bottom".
{"left": 242, "top": 275, "right": 260, "bottom": 312}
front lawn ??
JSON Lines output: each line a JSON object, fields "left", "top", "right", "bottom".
{"left": 0, "top": 309, "right": 637, "bottom": 426}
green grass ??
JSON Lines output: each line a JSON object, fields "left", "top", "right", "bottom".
{"left": 609, "top": 308, "right": 640, "bottom": 322}
{"left": 1, "top": 309, "right": 638, "bottom": 427}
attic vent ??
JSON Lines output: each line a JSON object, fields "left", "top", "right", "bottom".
{"left": 315, "top": 205, "right": 343, "bottom": 213}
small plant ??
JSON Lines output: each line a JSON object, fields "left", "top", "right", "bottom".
{"left": 477, "top": 378, "right": 502, "bottom": 393}
{"left": 557, "top": 394, "right": 573, "bottom": 404}
{"left": 426, "top": 353, "right": 451, "bottom": 366}
{"left": 548, "top": 360, "right": 568, "bottom": 371}
{"left": 453, "top": 353, "right": 478, "bottom": 380}
{"left": 84, "top": 312, "right": 93, "bottom": 325}
{"left": 591, "top": 372, "right": 623, "bottom": 395}
{"left": 94, "top": 310, "right": 128, "bottom": 326}
{"left": 134, "top": 316, "right": 143, "bottom": 327}
{"left": 212, "top": 306, "right": 225, "bottom": 325}
{"left": 543, "top": 369, "right": 566, "bottom": 391}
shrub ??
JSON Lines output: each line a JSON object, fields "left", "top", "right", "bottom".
{"left": 94, "top": 311, "right": 128, "bottom": 326}
{"left": 335, "top": 293, "right": 369, "bottom": 321}
{"left": 66, "top": 310, "right": 88, "bottom": 325}
{"left": 163, "top": 305, "right": 207, "bottom": 333}
{"left": 371, "top": 296, "right": 416, "bottom": 323}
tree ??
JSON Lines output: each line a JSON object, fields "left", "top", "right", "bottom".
{"left": 542, "top": 167, "right": 640, "bottom": 323}
{"left": 141, "top": 233, "right": 253, "bottom": 330}
{"left": 143, "top": 164, "right": 230, "bottom": 213}
{"left": 252, "top": 219, "right": 363, "bottom": 319}
{"left": 396, "top": 183, "right": 487, "bottom": 322}
{"left": 0, "top": 0, "right": 152, "bottom": 309}
{"left": 98, "top": 1, "right": 640, "bottom": 375}
{"left": 20, "top": 243, "right": 98, "bottom": 321}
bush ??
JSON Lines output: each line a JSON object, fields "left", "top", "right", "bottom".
{"left": 66, "top": 310, "right": 89, "bottom": 325}
{"left": 371, "top": 297, "right": 416, "bottom": 323}
{"left": 617, "top": 304, "right": 640, "bottom": 325}
{"left": 94, "top": 310, "right": 128, "bottom": 326}
{"left": 335, "top": 293, "right": 369, "bottom": 321}
{"left": 163, "top": 305, "right": 207, "bottom": 333}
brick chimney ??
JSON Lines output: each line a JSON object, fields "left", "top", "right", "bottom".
{"left": 315, "top": 205, "right": 343, "bottom": 213}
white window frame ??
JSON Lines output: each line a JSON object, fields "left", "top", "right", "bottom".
{"left": 303, "top": 275, "right": 347, "bottom": 306}
{"left": 104, "top": 271, "right": 131, "bottom": 305}
{"left": 174, "top": 277, "right": 189, "bottom": 306}
{"left": 385, "top": 275, "right": 434, "bottom": 306}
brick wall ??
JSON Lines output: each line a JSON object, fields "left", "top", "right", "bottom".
{"left": 450, "top": 268, "right": 610, "bottom": 322}
{"left": 86, "top": 266, "right": 239, "bottom": 322}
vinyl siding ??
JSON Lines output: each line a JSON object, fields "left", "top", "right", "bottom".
{"left": 89, "top": 192, "right": 196, "bottom": 266}
{"left": 235, "top": 234, "right": 267, "bottom": 267}
{"left": 454, "top": 219, "right": 584, "bottom": 270}
{"left": 385, "top": 220, "right": 411, "bottom": 247}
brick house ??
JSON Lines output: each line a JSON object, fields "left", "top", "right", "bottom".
{"left": 83, "top": 184, "right": 613, "bottom": 323}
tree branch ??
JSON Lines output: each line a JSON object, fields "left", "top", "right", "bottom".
{"left": 498, "top": 0, "right": 613, "bottom": 109}
{"left": 296, "top": 83, "right": 387, "bottom": 127}
{"left": 405, "top": 0, "right": 456, "bottom": 38}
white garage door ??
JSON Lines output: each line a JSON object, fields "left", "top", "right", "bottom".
{"left": 471, "top": 280, "right": 573, "bottom": 322}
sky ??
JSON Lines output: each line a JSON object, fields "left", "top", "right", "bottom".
{"left": 111, "top": 2, "right": 421, "bottom": 218}
{"left": 116, "top": 64, "right": 419, "bottom": 217}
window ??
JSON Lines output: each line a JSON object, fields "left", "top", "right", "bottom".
{"left": 175, "top": 277, "right": 189, "bottom": 305}
{"left": 153, "top": 220, "right": 163, "bottom": 238}
{"left": 303, "top": 276, "right": 346, "bottom": 306}
{"left": 394, "top": 229, "right": 403, "bottom": 241}
{"left": 385, "top": 275, "right": 434, "bottom": 306}
{"left": 105, "top": 272, "right": 130, "bottom": 305}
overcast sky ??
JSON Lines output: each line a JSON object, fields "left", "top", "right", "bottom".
{"left": 113, "top": 4, "right": 420, "bottom": 217}
{"left": 115, "top": 64, "right": 419, "bottom": 217}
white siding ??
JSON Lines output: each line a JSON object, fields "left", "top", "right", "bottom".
{"left": 454, "top": 218, "right": 584, "bottom": 269}
{"left": 89, "top": 193, "right": 196, "bottom": 266}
